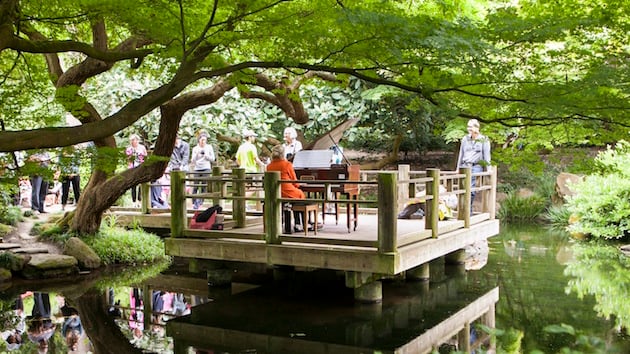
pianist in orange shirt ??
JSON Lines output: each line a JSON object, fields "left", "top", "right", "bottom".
{"left": 266, "top": 144, "right": 307, "bottom": 232}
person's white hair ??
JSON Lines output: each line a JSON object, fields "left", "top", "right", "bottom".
{"left": 467, "top": 119, "right": 480, "bottom": 129}
{"left": 283, "top": 127, "right": 298, "bottom": 139}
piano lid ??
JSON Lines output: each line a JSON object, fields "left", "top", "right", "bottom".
{"left": 292, "top": 150, "right": 333, "bottom": 169}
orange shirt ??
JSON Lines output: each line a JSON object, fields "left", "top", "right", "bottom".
{"left": 266, "top": 159, "right": 305, "bottom": 199}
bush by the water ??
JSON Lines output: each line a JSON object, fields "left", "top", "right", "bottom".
{"left": 84, "top": 227, "right": 168, "bottom": 265}
{"left": 497, "top": 192, "right": 547, "bottom": 222}
{"left": 542, "top": 204, "right": 572, "bottom": 230}
{"left": 33, "top": 214, "right": 169, "bottom": 266}
{"left": 566, "top": 141, "right": 630, "bottom": 241}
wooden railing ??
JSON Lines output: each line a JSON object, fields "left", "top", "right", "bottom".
{"left": 165, "top": 165, "right": 497, "bottom": 253}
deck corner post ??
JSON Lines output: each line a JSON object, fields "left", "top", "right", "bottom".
{"left": 212, "top": 166, "right": 225, "bottom": 208}
{"left": 140, "top": 182, "right": 150, "bottom": 214}
{"left": 170, "top": 171, "right": 187, "bottom": 237}
{"left": 426, "top": 168, "right": 440, "bottom": 238}
{"left": 488, "top": 166, "right": 497, "bottom": 219}
{"left": 458, "top": 167, "right": 471, "bottom": 227}
{"left": 264, "top": 171, "right": 281, "bottom": 244}
{"left": 378, "top": 172, "right": 398, "bottom": 253}
{"left": 398, "top": 164, "right": 410, "bottom": 211}
{"left": 233, "top": 168, "right": 246, "bottom": 228}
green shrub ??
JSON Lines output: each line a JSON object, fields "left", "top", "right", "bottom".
{"left": 565, "top": 141, "right": 630, "bottom": 241}
{"left": 566, "top": 173, "right": 630, "bottom": 240}
{"left": 542, "top": 204, "right": 571, "bottom": 231}
{"left": 497, "top": 192, "right": 547, "bottom": 222}
{"left": 0, "top": 205, "right": 23, "bottom": 226}
{"left": 84, "top": 227, "right": 168, "bottom": 265}
{"left": 0, "top": 224, "right": 13, "bottom": 237}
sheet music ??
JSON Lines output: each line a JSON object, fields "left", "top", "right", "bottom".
{"left": 292, "top": 150, "right": 333, "bottom": 169}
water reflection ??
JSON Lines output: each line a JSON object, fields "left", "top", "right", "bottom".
{"left": 565, "top": 243, "right": 630, "bottom": 331}
{"left": 1, "top": 262, "right": 498, "bottom": 353}
{"left": 166, "top": 269, "right": 498, "bottom": 354}
{"left": 0, "top": 292, "right": 88, "bottom": 353}
{"left": 2, "top": 224, "right": 629, "bottom": 353}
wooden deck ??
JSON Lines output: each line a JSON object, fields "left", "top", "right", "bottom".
{"left": 113, "top": 166, "right": 500, "bottom": 301}
{"left": 163, "top": 211, "right": 498, "bottom": 275}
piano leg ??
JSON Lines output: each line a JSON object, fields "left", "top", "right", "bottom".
{"left": 343, "top": 192, "right": 359, "bottom": 233}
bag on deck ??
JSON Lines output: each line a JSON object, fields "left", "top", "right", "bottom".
{"left": 190, "top": 205, "right": 223, "bottom": 229}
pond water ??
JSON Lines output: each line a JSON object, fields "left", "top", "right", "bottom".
{"left": 1, "top": 223, "right": 629, "bottom": 353}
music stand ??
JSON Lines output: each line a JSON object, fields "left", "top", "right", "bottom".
{"left": 292, "top": 150, "right": 333, "bottom": 169}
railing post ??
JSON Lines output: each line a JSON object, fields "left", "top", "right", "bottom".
{"left": 233, "top": 168, "right": 246, "bottom": 228}
{"left": 378, "top": 172, "right": 397, "bottom": 253}
{"left": 487, "top": 166, "right": 497, "bottom": 219}
{"left": 398, "top": 164, "right": 410, "bottom": 212}
{"left": 458, "top": 167, "right": 471, "bottom": 227}
{"left": 212, "top": 166, "right": 224, "bottom": 209}
{"left": 426, "top": 168, "right": 440, "bottom": 238}
{"left": 170, "top": 171, "right": 187, "bottom": 237}
{"left": 264, "top": 171, "right": 281, "bottom": 244}
{"left": 140, "top": 182, "right": 150, "bottom": 214}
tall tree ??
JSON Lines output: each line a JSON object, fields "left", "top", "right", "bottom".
{"left": 0, "top": 0, "right": 628, "bottom": 233}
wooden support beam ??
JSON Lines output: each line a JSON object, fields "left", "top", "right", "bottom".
{"left": 170, "top": 171, "right": 186, "bottom": 237}
{"left": 233, "top": 168, "right": 246, "bottom": 228}
{"left": 377, "top": 172, "right": 397, "bottom": 253}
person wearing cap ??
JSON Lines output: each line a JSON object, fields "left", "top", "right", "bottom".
{"left": 190, "top": 133, "right": 216, "bottom": 210}
{"left": 282, "top": 127, "right": 302, "bottom": 162}
{"left": 457, "top": 119, "right": 491, "bottom": 213}
{"left": 236, "top": 129, "right": 265, "bottom": 173}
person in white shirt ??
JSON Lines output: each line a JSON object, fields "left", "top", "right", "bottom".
{"left": 282, "top": 127, "right": 302, "bottom": 162}
{"left": 190, "top": 133, "right": 216, "bottom": 209}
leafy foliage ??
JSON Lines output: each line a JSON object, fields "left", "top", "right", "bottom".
{"left": 497, "top": 191, "right": 547, "bottom": 222}
{"left": 565, "top": 243, "right": 630, "bottom": 331}
{"left": 566, "top": 141, "right": 630, "bottom": 240}
{"left": 2, "top": 0, "right": 630, "bottom": 234}
{"left": 84, "top": 227, "right": 168, "bottom": 265}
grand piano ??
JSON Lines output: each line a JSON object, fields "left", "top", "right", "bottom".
{"left": 292, "top": 150, "right": 360, "bottom": 232}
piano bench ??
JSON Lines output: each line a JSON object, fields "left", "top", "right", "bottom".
{"left": 288, "top": 202, "right": 319, "bottom": 236}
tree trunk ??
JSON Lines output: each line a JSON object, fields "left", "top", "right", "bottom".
{"left": 360, "top": 134, "right": 403, "bottom": 170}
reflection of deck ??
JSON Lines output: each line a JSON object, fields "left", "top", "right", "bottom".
{"left": 166, "top": 275, "right": 499, "bottom": 354}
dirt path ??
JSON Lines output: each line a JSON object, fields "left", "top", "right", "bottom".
{"left": 4, "top": 204, "right": 66, "bottom": 254}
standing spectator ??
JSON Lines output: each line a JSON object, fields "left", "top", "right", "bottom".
{"left": 59, "top": 146, "right": 81, "bottom": 211}
{"left": 26, "top": 292, "right": 55, "bottom": 353}
{"left": 457, "top": 119, "right": 491, "bottom": 213}
{"left": 282, "top": 127, "right": 302, "bottom": 162}
{"left": 58, "top": 296, "right": 83, "bottom": 352}
{"left": 28, "top": 151, "right": 51, "bottom": 214}
{"left": 1, "top": 295, "right": 26, "bottom": 351}
{"left": 235, "top": 129, "right": 265, "bottom": 173}
{"left": 125, "top": 134, "right": 148, "bottom": 208}
{"left": 190, "top": 133, "right": 215, "bottom": 210}
{"left": 168, "top": 135, "right": 190, "bottom": 172}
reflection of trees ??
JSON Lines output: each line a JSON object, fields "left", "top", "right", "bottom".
{"left": 0, "top": 261, "right": 169, "bottom": 353}
{"left": 75, "top": 288, "right": 144, "bottom": 354}
{"left": 565, "top": 243, "right": 630, "bottom": 330}
{"left": 468, "top": 223, "right": 615, "bottom": 351}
